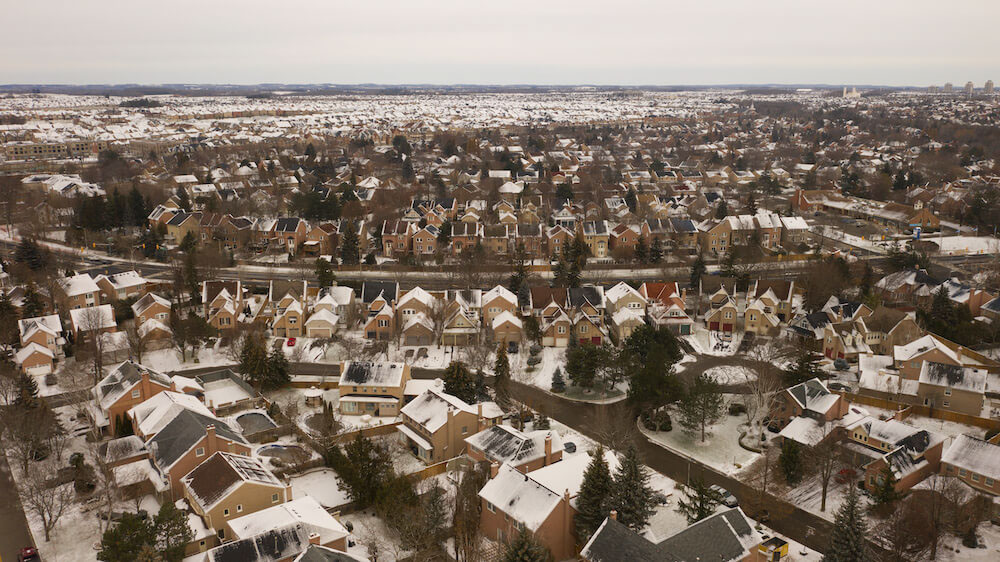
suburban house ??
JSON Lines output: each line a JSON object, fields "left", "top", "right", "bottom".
{"left": 95, "top": 270, "right": 148, "bottom": 302}
{"left": 56, "top": 272, "right": 101, "bottom": 309}
{"left": 846, "top": 417, "right": 945, "bottom": 493}
{"left": 481, "top": 285, "right": 519, "bottom": 328}
{"left": 92, "top": 361, "right": 176, "bottom": 434}
{"left": 465, "top": 424, "right": 563, "bottom": 474}
{"left": 398, "top": 384, "right": 503, "bottom": 463}
{"left": 581, "top": 507, "right": 761, "bottom": 562}
{"left": 225, "top": 496, "right": 349, "bottom": 552}
{"left": 491, "top": 311, "right": 523, "bottom": 345}
{"left": 748, "top": 279, "right": 796, "bottom": 321}
{"left": 69, "top": 303, "right": 117, "bottom": 341}
{"left": 337, "top": 361, "right": 411, "bottom": 417}
{"left": 182, "top": 451, "right": 291, "bottom": 542}
{"left": 941, "top": 435, "right": 1000, "bottom": 497}
{"left": 769, "top": 378, "right": 850, "bottom": 430}
{"left": 705, "top": 297, "right": 739, "bottom": 333}
{"left": 916, "top": 361, "right": 987, "bottom": 416}
{"left": 18, "top": 313, "right": 63, "bottom": 354}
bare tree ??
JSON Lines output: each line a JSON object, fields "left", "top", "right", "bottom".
{"left": 88, "top": 439, "right": 120, "bottom": 534}
{"left": 453, "top": 463, "right": 488, "bottom": 562}
{"left": 428, "top": 298, "right": 452, "bottom": 349}
{"left": 877, "top": 496, "right": 931, "bottom": 562}
{"left": 741, "top": 340, "right": 791, "bottom": 430}
{"left": 76, "top": 305, "right": 110, "bottom": 383}
{"left": 21, "top": 460, "right": 75, "bottom": 542}
{"left": 125, "top": 321, "right": 148, "bottom": 364}
{"left": 812, "top": 421, "right": 839, "bottom": 512}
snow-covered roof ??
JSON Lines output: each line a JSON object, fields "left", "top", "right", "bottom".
{"left": 464, "top": 424, "right": 563, "bottom": 467}
{"left": 95, "top": 270, "right": 146, "bottom": 290}
{"left": 15, "top": 342, "right": 53, "bottom": 364}
{"left": 918, "top": 361, "right": 987, "bottom": 393}
{"left": 340, "top": 361, "right": 406, "bottom": 388}
{"left": 57, "top": 273, "right": 99, "bottom": 297}
{"left": 478, "top": 463, "right": 563, "bottom": 532}
{"left": 69, "top": 304, "right": 116, "bottom": 331}
{"left": 304, "top": 308, "right": 339, "bottom": 327}
{"left": 605, "top": 281, "right": 644, "bottom": 306}
{"left": 129, "top": 390, "right": 213, "bottom": 437}
{"left": 18, "top": 313, "right": 62, "bottom": 340}
{"left": 942, "top": 434, "right": 1000, "bottom": 481}
{"left": 492, "top": 310, "right": 522, "bottom": 331}
{"left": 483, "top": 285, "right": 517, "bottom": 306}
{"left": 183, "top": 452, "right": 282, "bottom": 513}
{"left": 401, "top": 387, "right": 502, "bottom": 433}
{"left": 227, "top": 496, "right": 348, "bottom": 545}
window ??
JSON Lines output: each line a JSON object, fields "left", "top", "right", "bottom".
{"left": 272, "top": 493, "right": 279, "bottom": 503}
{"left": 378, "top": 319, "right": 388, "bottom": 328}
{"left": 487, "top": 502, "right": 496, "bottom": 513}
{"left": 972, "top": 473, "right": 980, "bottom": 482}
{"left": 987, "top": 478, "right": 995, "bottom": 486}
{"left": 960, "top": 469, "right": 968, "bottom": 477}
{"left": 944, "top": 389, "right": 951, "bottom": 396}
{"left": 557, "top": 325, "right": 567, "bottom": 334}
{"left": 580, "top": 324, "right": 588, "bottom": 334}
{"left": 195, "top": 447, "right": 205, "bottom": 457}
{"left": 131, "top": 389, "right": 141, "bottom": 399}
{"left": 462, "top": 426, "right": 468, "bottom": 435}
{"left": 943, "top": 401, "right": 949, "bottom": 408}
{"left": 236, "top": 504, "right": 243, "bottom": 513}
{"left": 223, "top": 508, "right": 230, "bottom": 517}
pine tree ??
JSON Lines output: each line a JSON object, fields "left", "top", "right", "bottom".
{"left": 502, "top": 529, "right": 550, "bottom": 562}
{"left": 822, "top": 486, "right": 869, "bottom": 562}
{"left": 689, "top": 253, "right": 706, "bottom": 288}
{"left": 534, "top": 413, "right": 550, "bottom": 430}
{"left": 609, "top": 445, "right": 657, "bottom": 530}
{"left": 784, "top": 351, "right": 822, "bottom": 386}
{"left": 575, "top": 445, "right": 614, "bottom": 539}
{"left": 746, "top": 192, "right": 758, "bottom": 215}
{"left": 340, "top": 226, "right": 360, "bottom": 265}
{"left": 266, "top": 347, "right": 290, "bottom": 389}
{"left": 634, "top": 238, "right": 648, "bottom": 263}
{"left": 494, "top": 344, "right": 510, "bottom": 398}
{"left": 22, "top": 283, "right": 46, "bottom": 318}
{"left": 551, "top": 259, "right": 567, "bottom": 287}
{"left": 715, "top": 199, "right": 729, "bottom": 219}
{"left": 314, "top": 258, "right": 336, "bottom": 287}
{"left": 15, "top": 372, "right": 39, "bottom": 409}
{"left": 98, "top": 512, "right": 154, "bottom": 562}
{"left": 152, "top": 502, "right": 194, "bottom": 562}
{"left": 675, "top": 478, "right": 723, "bottom": 524}
{"left": 780, "top": 439, "right": 804, "bottom": 485}
{"left": 871, "top": 466, "right": 905, "bottom": 506}
{"left": 649, "top": 237, "right": 663, "bottom": 263}
{"left": 550, "top": 367, "right": 566, "bottom": 393}
{"left": 443, "top": 361, "right": 477, "bottom": 403}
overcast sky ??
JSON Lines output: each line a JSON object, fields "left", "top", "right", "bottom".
{"left": 3, "top": 0, "right": 997, "bottom": 86}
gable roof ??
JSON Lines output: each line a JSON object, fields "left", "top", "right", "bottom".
{"left": 228, "top": 496, "right": 348, "bottom": 545}
{"left": 148, "top": 411, "right": 247, "bottom": 470}
{"left": 477, "top": 463, "right": 562, "bottom": 532}
{"left": 207, "top": 523, "right": 313, "bottom": 562}
{"left": 464, "top": 425, "right": 562, "bottom": 467}
{"left": 340, "top": 361, "right": 406, "bottom": 388}
{"left": 94, "top": 361, "right": 173, "bottom": 411}
{"left": 183, "top": 452, "right": 282, "bottom": 512}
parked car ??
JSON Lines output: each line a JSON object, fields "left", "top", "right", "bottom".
{"left": 563, "top": 442, "right": 577, "bottom": 454}
{"left": 833, "top": 358, "right": 850, "bottom": 371}
{"left": 272, "top": 339, "right": 285, "bottom": 350}
{"left": 753, "top": 509, "right": 770, "bottom": 523}
{"left": 287, "top": 337, "right": 297, "bottom": 347}
{"left": 828, "top": 382, "right": 850, "bottom": 392}
{"left": 18, "top": 547, "right": 40, "bottom": 562}
{"left": 710, "top": 485, "right": 739, "bottom": 508}
{"left": 507, "top": 340, "right": 519, "bottom": 354}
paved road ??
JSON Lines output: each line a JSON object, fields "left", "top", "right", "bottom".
{"left": 0, "top": 450, "right": 35, "bottom": 561}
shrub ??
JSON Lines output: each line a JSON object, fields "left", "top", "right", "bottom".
{"left": 728, "top": 402, "right": 747, "bottom": 416}
{"left": 641, "top": 409, "right": 672, "bottom": 432}
{"left": 527, "top": 355, "right": 542, "bottom": 367}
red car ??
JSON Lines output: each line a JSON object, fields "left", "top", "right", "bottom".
{"left": 19, "top": 547, "right": 40, "bottom": 561}
{"left": 286, "top": 337, "right": 297, "bottom": 347}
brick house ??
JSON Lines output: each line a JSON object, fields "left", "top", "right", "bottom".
{"left": 337, "top": 361, "right": 411, "bottom": 417}
{"left": 466, "top": 425, "right": 563, "bottom": 474}
{"left": 398, "top": 385, "right": 503, "bottom": 463}
{"left": 56, "top": 273, "right": 101, "bottom": 309}
{"left": 92, "top": 361, "right": 175, "bottom": 435}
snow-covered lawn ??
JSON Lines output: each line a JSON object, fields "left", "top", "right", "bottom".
{"left": 775, "top": 473, "right": 852, "bottom": 523}
{"left": 642, "top": 408, "right": 759, "bottom": 476}
{"left": 934, "top": 235, "right": 1000, "bottom": 256}
{"left": 703, "top": 365, "right": 756, "bottom": 385}
{"left": 141, "top": 341, "right": 235, "bottom": 373}
{"left": 937, "top": 521, "right": 1000, "bottom": 561}
{"left": 289, "top": 469, "right": 351, "bottom": 509}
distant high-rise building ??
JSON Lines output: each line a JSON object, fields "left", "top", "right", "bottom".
{"left": 928, "top": 85, "right": 940, "bottom": 93}
{"left": 965, "top": 81, "right": 974, "bottom": 94}
{"left": 986, "top": 80, "right": 995, "bottom": 94}
{"left": 843, "top": 86, "right": 860, "bottom": 99}
{"left": 943, "top": 82, "right": 953, "bottom": 93}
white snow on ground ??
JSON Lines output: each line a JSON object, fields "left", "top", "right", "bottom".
{"left": 514, "top": 346, "right": 563, "bottom": 390}
{"left": 703, "top": 365, "right": 757, "bottom": 385}
{"left": 933, "top": 235, "right": 1000, "bottom": 256}
{"left": 289, "top": 469, "right": 351, "bottom": 509}
{"left": 642, "top": 407, "right": 759, "bottom": 476}
{"left": 810, "top": 225, "right": 890, "bottom": 255}
{"left": 674, "top": 354, "right": 697, "bottom": 373}
{"left": 862, "top": 405, "right": 984, "bottom": 440}
{"left": 683, "top": 327, "right": 743, "bottom": 356}
{"left": 341, "top": 511, "right": 413, "bottom": 561}
{"left": 777, "top": 473, "right": 852, "bottom": 523}
{"left": 141, "top": 340, "right": 234, "bottom": 372}
{"left": 937, "top": 522, "right": 1000, "bottom": 561}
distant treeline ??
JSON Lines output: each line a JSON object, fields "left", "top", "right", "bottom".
{"left": 119, "top": 98, "right": 163, "bottom": 108}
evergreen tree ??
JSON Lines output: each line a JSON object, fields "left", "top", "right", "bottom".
{"left": 676, "top": 374, "right": 725, "bottom": 442}
{"left": 634, "top": 238, "right": 648, "bottom": 263}
{"left": 715, "top": 199, "right": 729, "bottom": 219}
{"left": 870, "top": 466, "right": 905, "bottom": 506}
{"left": 609, "top": 446, "right": 657, "bottom": 530}
{"left": 784, "top": 351, "right": 822, "bottom": 386}
{"left": 649, "top": 237, "right": 663, "bottom": 263}
{"left": 22, "top": 283, "right": 46, "bottom": 319}
{"left": 0, "top": 291, "right": 19, "bottom": 348}
{"left": 822, "top": 486, "right": 869, "bottom": 562}
{"left": 97, "top": 512, "right": 155, "bottom": 562}
{"left": 443, "top": 361, "right": 477, "bottom": 403}
{"left": 238, "top": 334, "right": 270, "bottom": 390}
{"left": 14, "top": 238, "right": 48, "bottom": 271}
{"left": 314, "top": 258, "right": 336, "bottom": 287}
{"left": 493, "top": 344, "right": 510, "bottom": 398}
{"left": 176, "top": 186, "right": 191, "bottom": 211}
{"left": 575, "top": 446, "right": 613, "bottom": 539}
{"left": 437, "top": 220, "right": 453, "bottom": 248}
{"left": 551, "top": 259, "right": 567, "bottom": 287}
{"left": 555, "top": 183, "right": 574, "bottom": 200}
{"left": 325, "top": 434, "right": 394, "bottom": 508}
{"left": 502, "top": 529, "right": 550, "bottom": 562}
{"left": 779, "top": 440, "right": 804, "bottom": 485}
{"left": 689, "top": 253, "right": 706, "bottom": 288}
{"left": 746, "top": 192, "right": 758, "bottom": 215}
{"left": 152, "top": 502, "right": 194, "bottom": 562}
{"left": 550, "top": 367, "right": 566, "bottom": 393}
{"left": 340, "top": 226, "right": 360, "bottom": 265}
{"left": 675, "top": 478, "right": 723, "bottom": 524}
{"left": 266, "top": 347, "right": 290, "bottom": 389}
{"left": 15, "top": 371, "right": 40, "bottom": 409}
{"left": 534, "top": 413, "right": 550, "bottom": 430}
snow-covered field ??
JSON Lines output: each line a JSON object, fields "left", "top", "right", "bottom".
{"left": 642, "top": 407, "right": 759, "bottom": 476}
{"left": 937, "top": 522, "right": 1000, "bottom": 561}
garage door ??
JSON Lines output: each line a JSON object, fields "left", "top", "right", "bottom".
{"left": 311, "top": 329, "right": 332, "bottom": 338}
{"left": 555, "top": 338, "right": 568, "bottom": 347}
{"left": 27, "top": 364, "right": 52, "bottom": 376}
{"left": 709, "top": 321, "right": 720, "bottom": 331}
{"left": 591, "top": 337, "right": 601, "bottom": 345}
{"left": 722, "top": 323, "right": 733, "bottom": 332}
{"left": 543, "top": 336, "right": 554, "bottom": 346}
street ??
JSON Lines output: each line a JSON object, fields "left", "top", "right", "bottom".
{"left": 0, "top": 449, "right": 35, "bottom": 562}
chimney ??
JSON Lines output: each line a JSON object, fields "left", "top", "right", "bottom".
{"left": 544, "top": 434, "right": 553, "bottom": 465}
{"left": 205, "top": 425, "right": 217, "bottom": 455}
{"left": 610, "top": 510, "right": 618, "bottom": 521}
{"left": 285, "top": 484, "right": 293, "bottom": 502}
{"left": 490, "top": 462, "right": 499, "bottom": 479}
{"left": 957, "top": 346, "right": 964, "bottom": 364}
{"left": 308, "top": 532, "right": 321, "bottom": 546}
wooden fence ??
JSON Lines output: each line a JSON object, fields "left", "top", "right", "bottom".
{"left": 844, "top": 391, "right": 1000, "bottom": 432}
